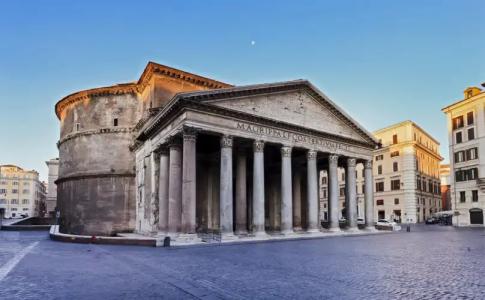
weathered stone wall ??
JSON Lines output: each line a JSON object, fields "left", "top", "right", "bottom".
{"left": 57, "top": 93, "right": 141, "bottom": 235}
{"left": 57, "top": 176, "right": 135, "bottom": 235}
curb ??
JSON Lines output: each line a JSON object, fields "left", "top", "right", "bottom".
{"left": 49, "top": 226, "right": 157, "bottom": 247}
{"left": 1, "top": 224, "right": 51, "bottom": 231}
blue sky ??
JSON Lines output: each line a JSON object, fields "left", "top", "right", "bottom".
{"left": 1, "top": 0, "right": 485, "bottom": 180}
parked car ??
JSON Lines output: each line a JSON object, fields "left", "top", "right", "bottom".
{"left": 425, "top": 217, "right": 439, "bottom": 224}
{"left": 376, "top": 219, "right": 401, "bottom": 231}
{"left": 357, "top": 218, "right": 365, "bottom": 225}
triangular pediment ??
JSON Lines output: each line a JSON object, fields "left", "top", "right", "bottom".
{"left": 197, "top": 81, "right": 376, "bottom": 145}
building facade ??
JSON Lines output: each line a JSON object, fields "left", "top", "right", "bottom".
{"left": 45, "top": 158, "right": 59, "bottom": 217}
{"left": 442, "top": 85, "right": 485, "bottom": 226}
{"left": 0, "top": 165, "right": 46, "bottom": 218}
{"left": 372, "top": 121, "right": 442, "bottom": 223}
{"left": 56, "top": 62, "right": 379, "bottom": 239}
{"left": 440, "top": 164, "right": 451, "bottom": 211}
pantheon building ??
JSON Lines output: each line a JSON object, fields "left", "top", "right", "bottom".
{"left": 55, "top": 62, "right": 378, "bottom": 241}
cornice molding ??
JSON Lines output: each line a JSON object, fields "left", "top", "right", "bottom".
{"left": 57, "top": 127, "right": 134, "bottom": 148}
{"left": 55, "top": 61, "right": 232, "bottom": 120}
{"left": 55, "top": 172, "right": 135, "bottom": 184}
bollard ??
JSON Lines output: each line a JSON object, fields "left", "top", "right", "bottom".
{"left": 163, "top": 236, "right": 171, "bottom": 247}
{"left": 406, "top": 224, "right": 410, "bottom": 232}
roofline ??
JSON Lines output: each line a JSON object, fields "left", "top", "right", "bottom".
{"left": 54, "top": 62, "right": 232, "bottom": 119}
{"left": 373, "top": 120, "right": 440, "bottom": 145}
{"left": 138, "top": 79, "right": 379, "bottom": 146}
{"left": 442, "top": 91, "right": 485, "bottom": 113}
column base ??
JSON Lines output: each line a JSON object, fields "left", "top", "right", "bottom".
{"left": 220, "top": 232, "right": 239, "bottom": 241}
{"left": 306, "top": 228, "right": 321, "bottom": 234}
{"left": 345, "top": 226, "right": 360, "bottom": 233}
{"left": 328, "top": 227, "right": 342, "bottom": 233}
{"left": 293, "top": 226, "right": 303, "bottom": 232}
{"left": 364, "top": 226, "right": 378, "bottom": 232}
{"left": 251, "top": 231, "right": 270, "bottom": 239}
{"left": 280, "top": 230, "right": 295, "bottom": 236}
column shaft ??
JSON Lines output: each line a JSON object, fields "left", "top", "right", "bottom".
{"left": 346, "top": 158, "right": 358, "bottom": 230}
{"left": 292, "top": 167, "right": 302, "bottom": 231}
{"left": 235, "top": 150, "right": 247, "bottom": 234}
{"left": 181, "top": 131, "right": 197, "bottom": 234}
{"left": 220, "top": 136, "right": 234, "bottom": 236}
{"left": 281, "top": 146, "right": 293, "bottom": 234}
{"left": 158, "top": 149, "right": 169, "bottom": 232}
{"left": 168, "top": 140, "right": 182, "bottom": 234}
{"left": 328, "top": 155, "right": 340, "bottom": 231}
{"left": 306, "top": 150, "right": 319, "bottom": 233}
{"left": 252, "top": 140, "right": 266, "bottom": 236}
{"left": 364, "top": 160, "right": 375, "bottom": 229}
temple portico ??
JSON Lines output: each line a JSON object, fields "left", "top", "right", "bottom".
{"left": 133, "top": 80, "right": 379, "bottom": 243}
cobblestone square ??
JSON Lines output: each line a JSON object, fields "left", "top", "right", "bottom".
{"left": 1, "top": 226, "right": 484, "bottom": 299}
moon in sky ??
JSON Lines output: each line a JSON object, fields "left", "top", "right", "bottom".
{"left": 251, "top": 41, "right": 256, "bottom": 46}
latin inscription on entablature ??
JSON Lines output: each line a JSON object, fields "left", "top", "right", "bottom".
{"left": 235, "top": 121, "right": 350, "bottom": 152}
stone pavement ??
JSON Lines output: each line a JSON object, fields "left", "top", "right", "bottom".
{"left": 1, "top": 225, "right": 485, "bottom": 299}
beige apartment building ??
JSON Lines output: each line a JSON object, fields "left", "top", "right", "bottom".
{"left": 320, "top": 121, "right": 442, "bottom": 224}
{"left": 0, "top": 165, "right": 46, "bottom": 218}
{"left": 442, "top": 85, "right": 485, "bottom": 226}
{"left": 45, "top": 158, "right": 59, "bottom": 217}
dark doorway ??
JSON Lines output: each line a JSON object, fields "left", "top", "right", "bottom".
{"left": 378, "top": 210, "right": 385, "bottom": 220}
{"left": 469, "top": 208, "right": 484, "bottom": 225}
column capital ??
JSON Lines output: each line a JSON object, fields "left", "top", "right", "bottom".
{"left": 220, "top": 135, "right": 233, "bottom": 148}
{"left": 253, "top": 140, "right": 265, "bottom": 152}
{"left": 281, "top": 146, "right": 292, "bottom": 157}
{"left": 167, "top": 135, "right": 182, "bottom": 148}
{"left": 329, "top": 154, "right": 339, "bottom": 164}
{"left": 307, "top": 150, "right": 317, "bottom": 160}
{"left": 155, "top": 143, "right": 169, "bottom": 155}
{"left": 182, "top": 127, "right": 198, "bottom": 141}
{"left": 347, "top": 158, "right": 357, "bottom": 168}
{"left": 364, "top": 160, "right": 373, "bottom": 169}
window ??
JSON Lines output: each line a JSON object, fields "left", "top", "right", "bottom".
{"left": 341, "top": 173, "right": 345, "bottom": 181}
{"left": 392, "top": 134, "right": 398, "bottom": 144}
{"left": 452, "top": 116, "right": 464, "bottom": 130}
{"left": 393, "top": 162, "right": 399, "bottom": 172}
{"left": 11, "top": 199, "right": 18, "bottom": 204}
{"left": 12, "top": 182, "right": 18, "bottom": 186}
{"left": 460, "top": 191, "right": 466, "bottom": 203}
{"left": 472, "top": 190, "right": 478, "bottom": 202}
{"left": 0, "top": 181, "right": 6, "bottom": 185}
{"left": 75, "top": 123, "right": 80, "bottom": 131}
{"left": 394, "top": 198, "right": 399, "bottom": 205}
{"left": 455, "top": 168, "right": 479, "bottom": 182}
{"left": 11, "top": 208, "right": 17, "bottom": 211}
{"left": 0, "top": 199, "right": 6, "bottom": 204}
{"left": 390, "top": 151, "right": 400, "bottom": 157}
{"left": 468, "top": 128, "right": 475, "bottom": 140}
{"left": 339, "top": 187, "right": 345, "bottom": 197}
{"left": 321, "top": 177, "right": 327, "bottom": 185}
{"left": 376, "top": 199, "right": 384, "bottom": 206}
{"left": 22, "top": 199, "right": 29, "bottom": 205}
{"left": 391, "top": 179, "right": 401, "bottom": 191}
{"left": 22, "top": 208, "right": 28, "bottom": 211}
{"left": 417, "top": 177, "right": 421, "bottom": 191}
{"left": 0, "top": 189, "right": 6, "bottom": 194}
{"left": 322, "top": 188, "right": 327, "bottom": 198}
{"left": 22, "top": 189, "right": 29, "bottom": 194}
{"left": 456, "top": 132, "right": 462, "bottom": 144}
{"left": 378, "top": 165, "right": 382, "bottom": 175}
{"left": 375, "top": 182, "right": 384, "bottom": 192}
{"left": 467, "top": 111, "right": 474, "bottom": 125}
{"left": 113, "top": 118, "right": 118, "bottom": 127}
{"left": 375, "top": 155, "right": 384, "bottom": 161}
{"left": 12, "top": 189, "right": 18, "bottom": 194}
{"left": 467, "top": 148, "right": 478, "bottom": 160}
